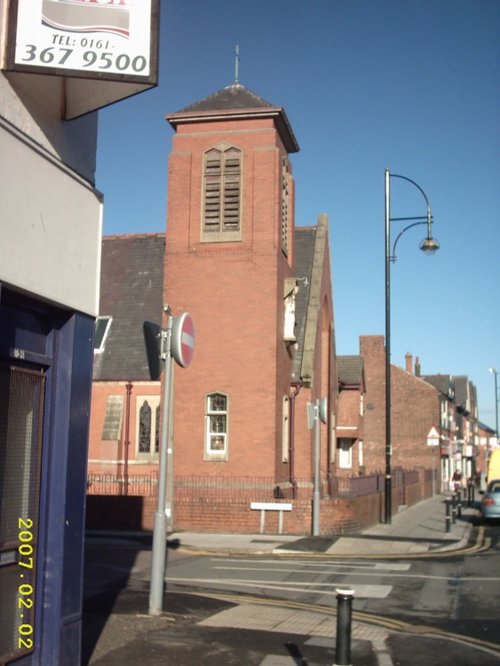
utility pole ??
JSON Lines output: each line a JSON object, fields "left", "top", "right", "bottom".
{"left": 149, "top": 310, "right": 174, "bottom": 616}
{"left": 144, "top": 308, "right": 195, "bottom": 616}
{"left": 308, "top": 398, "right": 327, "bottom": 536}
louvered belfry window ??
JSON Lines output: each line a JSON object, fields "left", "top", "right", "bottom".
{"left": 281, "top": 157, "right": 290, "bottom": 255}
{"left": 203, "top": 146, "right": 241, "bottom": 239}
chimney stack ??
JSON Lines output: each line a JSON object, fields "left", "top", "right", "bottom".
{"left": 415, "top": 356, "right": 421, "bottom": 377}
{"left": 405, "top": 352, "right": 413, "bottom": 374}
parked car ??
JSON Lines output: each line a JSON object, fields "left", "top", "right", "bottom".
{"left": 481, "top": 479, "right": 500, "bottom": 522}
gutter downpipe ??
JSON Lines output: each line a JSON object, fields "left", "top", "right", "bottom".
{"left": 289, "top": 381, "right": 302, "bottom": 499}
{"left": 124, "top": 381, "right": 133, "bottom": 496}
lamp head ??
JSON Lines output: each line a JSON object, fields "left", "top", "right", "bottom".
{"left": 420, "top": 237, "right": 440, "bottom": 255}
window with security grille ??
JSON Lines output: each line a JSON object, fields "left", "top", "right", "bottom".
{"left": 205, "top": 392, "right": 228, "bottom": 458}
{"left": 203, "top": 146, "right": 242, "bottom": 241}
{"left": 0, "top": 364, "right": 44, "bottom": 662}
{"left": 101, "top": 395, "right": 123, "bottom": 440}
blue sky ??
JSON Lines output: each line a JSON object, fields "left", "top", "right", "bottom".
{"left": 96, "top": 0, "right": 500, "bottom": 430}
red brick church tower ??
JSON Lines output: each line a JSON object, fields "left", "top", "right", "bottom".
{"left": 86, "top": 81, "right": 444, "bottom": 536}
{"left": 164, "top": 82, "right": 303, "bottom": 528}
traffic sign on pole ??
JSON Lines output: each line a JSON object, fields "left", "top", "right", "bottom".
{"left": 318, "top": 397, "right": 328, "bottom": 424}
{"left": 171, "top": 312, "right": 195, "bottom": 368}
{"left": 427, "top": 425, "right": 440, "bottom": 447}
{"left": 146, "top": 309, "right": 194, "bottom": 616}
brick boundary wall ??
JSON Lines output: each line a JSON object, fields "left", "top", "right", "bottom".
{"left": 86, "top": 477, "right": 435, "bottom": 535}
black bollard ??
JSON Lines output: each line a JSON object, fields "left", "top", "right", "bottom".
{"left": 451, "top": 493, "right": 457, "bottom": 524}
{"left": 457, "top": 492, "right": 462, "bottom": 518}
{"left": 445, "top": 499, "right": 451, "bottom": 533}
{"left": 334, "top": 588, "right": 355, "bottom": 666}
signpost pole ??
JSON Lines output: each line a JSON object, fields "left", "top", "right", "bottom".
{"left": 312, "top": 400, "right": 320, "bottom": 536}
{"left": 432, "top": 447, "right": 436, "bottom": 497}
{"left": 149, "top": 312, "right": 173, "bottom": 616}
{"left": 426, "top": 426, "right": 440, "bottom": 498}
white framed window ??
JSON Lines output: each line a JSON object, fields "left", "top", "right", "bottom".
{"left": 440, "top": 399, "right": 447, "bottom": 429}
{"left": 330, "top": 413, "right": 336, "bottom": 463}
{"left": 358, "top": 440, "right": 364, "bottom": 467}
{"left": 205, "top": 392, "right": 228, "bottom": 459}
{"left": 338, "top": 438, "right": 354, "bottom": 469}
{"left": 282, "top": 395, "right": 290, "bottom": 462}
{"left": 136, "top": 395, "right": 160, "bottom": 459}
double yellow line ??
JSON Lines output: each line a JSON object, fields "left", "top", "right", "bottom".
{"left": 196, "top": 585, "right": 499, "bottom": 655}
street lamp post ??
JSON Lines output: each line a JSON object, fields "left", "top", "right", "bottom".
{"left": 384, "top": 169, "right": 439, "bottom": 524}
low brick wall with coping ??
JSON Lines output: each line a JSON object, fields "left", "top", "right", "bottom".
{"left": 86, "top": 468, "right": 435, "bottom": 535}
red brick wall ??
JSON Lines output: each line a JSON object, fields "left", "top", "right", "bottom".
{"left": 164, "top": 114, "right": 295, "bottom": 484}
{"left": 171, "top": 471, "right": 433, "bottom": 535}
{"left": 88, "top": 381, "right": 161, "bottom": 476}
{"left": 359, "top": 336, "right": 386, "bottom": 473}
{"left": 86, "top": 475, "right": 434, "bottom": 535}
{"left": 360, "top": 336, "right": 442, "bottom": 480}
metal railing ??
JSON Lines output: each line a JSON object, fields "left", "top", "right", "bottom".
{"left": 330, "top": 468, "right": 426, "bottom": 499}
{"left": 174, "top": 474, "right": 278, "bottom": 499}
{"left": 86, "top": 468, "right": 430, "bottom": 500}
{"left": 87, "top": 472, "right": 158, "bottom": 496}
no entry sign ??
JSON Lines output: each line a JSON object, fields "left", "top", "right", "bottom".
{"left": 171, "top": 312, "right": 195, "bottom": 368}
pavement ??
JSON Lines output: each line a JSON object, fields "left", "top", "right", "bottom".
{"left": 82, "top": 493, "right": 500, "bottom": 665}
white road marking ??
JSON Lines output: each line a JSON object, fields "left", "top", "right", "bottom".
{"left": 166, "top": 576, "right": 392, "bottom": 598}
{"left": 211, "top": 557, "right": 410, "bottom": 571}
{"left": 210, "top": 564, "right": 500, "bottom": 583}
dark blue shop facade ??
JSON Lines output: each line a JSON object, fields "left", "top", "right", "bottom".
{"left": 0, "top": 288, "right": 94, "bottom": 665}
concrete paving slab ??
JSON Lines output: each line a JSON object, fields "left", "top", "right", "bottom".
{"left": 326, "top": 537, "right": 430, "bottom": 555}
{"left": 198, "top": 602, "right": 393, "bottom": 641}
{"left": 258, "top": 657, "right": 302, "bottom": 665}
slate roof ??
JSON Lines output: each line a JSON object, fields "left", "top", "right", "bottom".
{"left": 177, "top": 82, "right": 275, "bottom": 113}
{"left": 166, "top": 82, "right": 300, "bottom": 154}
{"left": 422, "top": 374, "right": 453, "bottom": 397}
{"left": 337, "top": 356, "right": 364, "bottom": 387}
{"left": 95, "top": 227, "right": 317, "bottom": 385}
{"left": 93, "top": 233, "right": 165, "bottom": 381}
{"left": 291, "top": 226, "right": 316, "bottom": 381}
{"left": 454, "top": 375, "right": 476, "bottom": 413}
{"left": 423, "top": 373, "right": 477, "bottom": 414}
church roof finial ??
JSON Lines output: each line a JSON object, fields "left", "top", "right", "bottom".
{"left": 234, "top": 44, "right": 240, "bottom": 84}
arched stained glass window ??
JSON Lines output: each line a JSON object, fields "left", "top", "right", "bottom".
{"left": 139, "top": 400, "right": 151, "bottom": 453}
{"left": 155, "top": 405, "right": 160, "bottom": 453}
{"left": 136, "top": 395, "right": 161, "bottom": 458}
